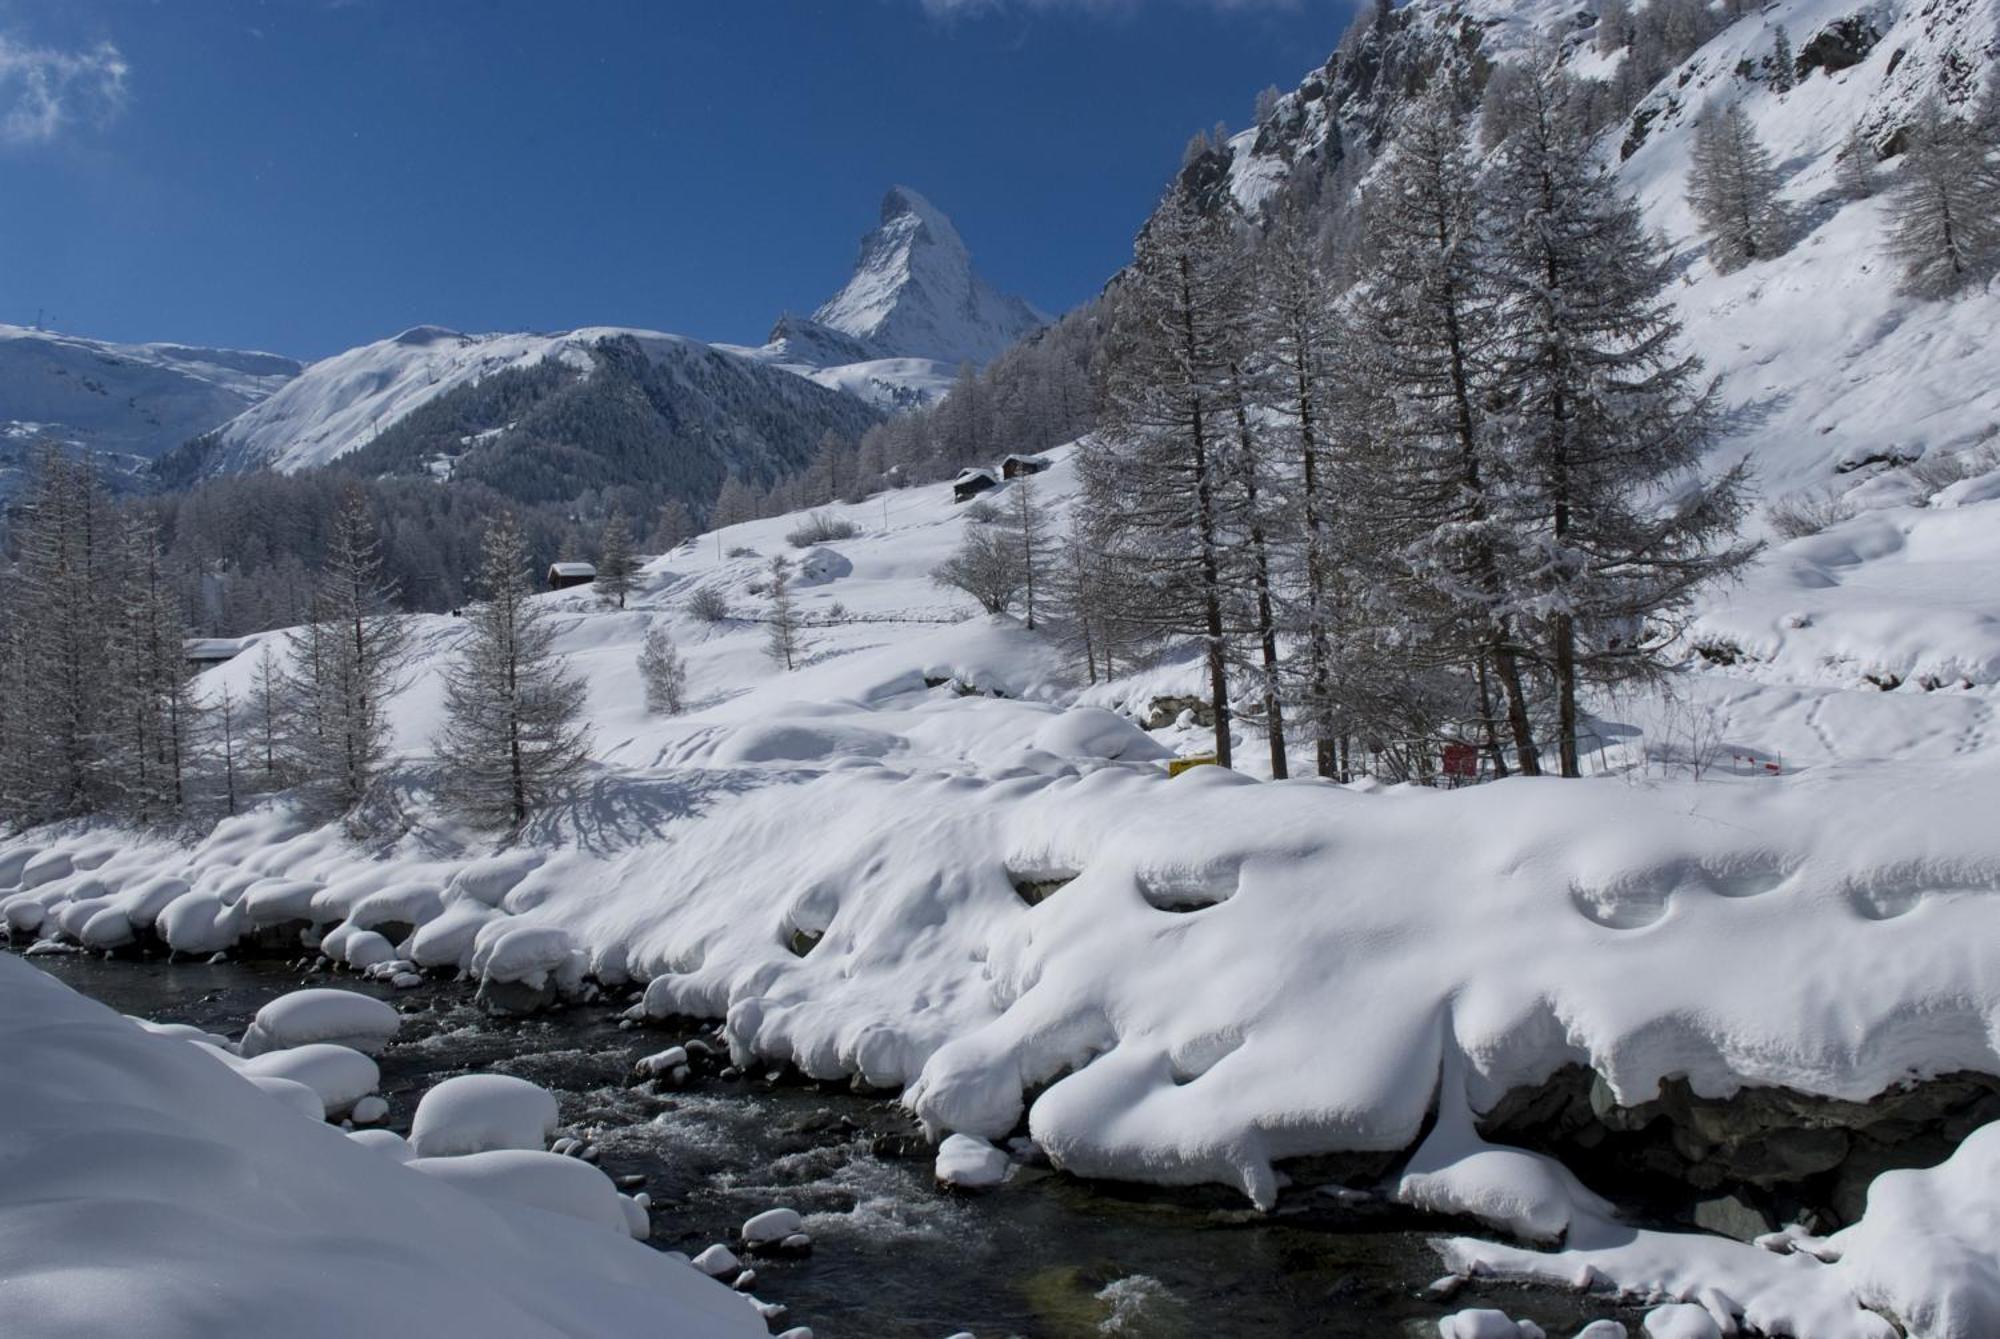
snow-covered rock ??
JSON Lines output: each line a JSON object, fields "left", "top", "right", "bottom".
{"left": 1640, "top": 1305, "right": 1721, "bottom": 1339}
{"left": 231, "top": 1043, "right": 380, "bottom": 1120}
{"left": 740, "top": 1207, "right": 804, "bottom": 1247}
{"left": 347, "top": 1127, "right": 416, "bottom": 1162}
{"left": 692, "top": 1243, "right": 742, "bottom": 1277}
{"left": 934, "top": 1133, "right": 1011, "bottom": 1190}
{"left": 238, "top": 988, "right": 401, "bottom": 1058}
{"left": 1438, "top": 1312, "right": 1542, "bottom": 1339}
{"left": 635, "top": 1046, "right": 689, "bottom": 1077}
{"left": 407, "top": 1073, "right": 560, "bottom": 1158}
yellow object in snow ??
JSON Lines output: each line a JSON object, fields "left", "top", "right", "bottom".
{"left": 1168, "top": 754, "right": 1218, "bottom": 778}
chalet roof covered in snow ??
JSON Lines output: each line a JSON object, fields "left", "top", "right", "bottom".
{"left": 183, "top": 637, "right": 252, "bottom": 663}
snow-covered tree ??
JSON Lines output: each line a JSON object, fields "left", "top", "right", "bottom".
{"left": 211, "top": 684, "right": 242, "bottom": 817}
{"left": 1345, "top": 81, "right": 1544, "bottom": 774}
{"left": 765, "top": 555, "right": 803, "bottom": 670}
{"left": 1085, "top": 185, "right": 1247, "bottom": 767}
{"left": 248, "top": 643, "right": 289, "bottom": 787}
{"left": 1487, "top": 67, "right": 1760, "bottom": 776}
{"left": 106, "top": 514, "right": 198, "bottom": 820}
{"left": 435, "top": 511, "right": 592, "bottom": 827}
{"left": 596, "top": 508, "right": 637, "bottom": 609}
{"left": 1005, "top": 477, "right": 1050, "bottom": 630}
{"left": 710, "top": 476, "right": 760, "bottom": 530}
{"left": 287, "top": 491, "right": 412, "bottom": 815}
{"left": 637, "top": 622, "right": 688, "bottom": 715}
{"left": 649, "top": 499, "right": 694, "bottom": 552}
{"left": 1245, "top": 200, "right": 1335, "bottom": 775}
{"left": 933, "top": 525, "right": 1022, "bottom": 615}
{"left": 1767, "top": 26, "right": 1795, "bottom": 93}
{"left": 1838, "top": 123, "right": 1879, "bottom": 200}
{"left": 1596, "top": 0, "right": 1631, "bottom": 55}
{"left": 1046, "top": 510, "right": 1118, "bottom": 683}
{"left": 1886, "top": 99, "right": 2000, "bottom": 298}
{"left": 1687, "top": 103, "right": 1792, "bottom": 273}
{"left": 0, "top": 447, "right": 120, "bottom": 822}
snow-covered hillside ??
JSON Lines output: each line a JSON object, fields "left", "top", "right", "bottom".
{"left": 1202, "top": 0, "right": 2000, "bottom": 705}
{"left": 9, "top": 424, "right": 2000, "bottom": 1330}
{"left": 0, "top": 323, "right": 297, "bottom": 482}
{"left": 197, "top": 325, "right": 593, "bottom": 475}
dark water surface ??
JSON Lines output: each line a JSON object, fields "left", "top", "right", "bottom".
{"left": 21, "top": 952, "right": 1638, "bottom": 1338}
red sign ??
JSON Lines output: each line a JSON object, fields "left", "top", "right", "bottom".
{"left": 1442, "top": 743, "right": 1479, "bottom": 780}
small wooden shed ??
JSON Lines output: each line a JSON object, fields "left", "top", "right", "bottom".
{"left": 546, "top": 561, "right": 597, "bottom": 591}
{"left": 1001, "top": 453, "right": 1050, "bottom": 480}
{"left": 184, "top": 637, "right": 250, "bottom": 671}
{"left": 952, "top": 468, "right": 999, "bottom": 504}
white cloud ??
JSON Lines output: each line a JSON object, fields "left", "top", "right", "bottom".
{"left": 0, "top": 34, "right": 129, "bottom": 146}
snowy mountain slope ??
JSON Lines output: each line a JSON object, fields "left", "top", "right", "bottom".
{"left": 1201, "top": 0, "right": 2000, "bottom": 702}
{"left": 718, "top": 317, "right": 958, "bottom": 413}
{"left": 190, "top": 325, "right": 882, "bottom": 493}
{"left": 0, "top": 323, "right": 298, "bottom": 463}
{"left": 196, "top": 326, "right": 595, "bottom": 475}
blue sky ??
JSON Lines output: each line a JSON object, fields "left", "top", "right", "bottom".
{"left": 0, "top": 1, "right": 1356, "bottom": 360}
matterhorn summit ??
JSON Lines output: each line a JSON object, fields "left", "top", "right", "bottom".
{"left": 807, "top": 186, "right": 1046, "bottom": 368}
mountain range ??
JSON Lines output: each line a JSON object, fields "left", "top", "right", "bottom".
{"left": 5, "top": 186, "right": 1043, "bottom": 499}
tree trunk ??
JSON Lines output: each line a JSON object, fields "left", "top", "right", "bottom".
{"left": 1494, "top": 640, "right": 1541, "bottom": 776}
{"left": 1477, "top": 653, "right": 1510, "bottom": 779}
{"left": 1232, "top": 386, "right": 1286, "bottom": 779}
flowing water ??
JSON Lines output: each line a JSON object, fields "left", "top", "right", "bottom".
{"left": 20, "top": 952, "right": 1640, "bottom": 1338}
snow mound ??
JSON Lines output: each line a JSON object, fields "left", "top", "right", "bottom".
{"left": 410, "top": 1149, "right": 642, "bottom": 1240}
{"left": 934, "top": 1133, "right": 1011, "bottom": 1189}
{"left": 232, "top": 1043, "right": 381, "bottom": 1119}
{"left": 238, "top": 988, "right": 401, "bottom": 1058}
{"left": 1029, "top": 707, "right": 1172, "bottom": 763}
{"left": 408, "top": 1073, "right": 560, "bottom": 1158}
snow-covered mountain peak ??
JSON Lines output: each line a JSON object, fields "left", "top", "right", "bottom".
{"left": 809, "top": 186, "right": 1045, "bottom": 367}
{"left": 389, "top": 324, "right": 476, "bottom": 348}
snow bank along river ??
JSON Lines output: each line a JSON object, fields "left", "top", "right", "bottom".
{"left": 14, "top": 951, "right": 1653, "bottom": 1338}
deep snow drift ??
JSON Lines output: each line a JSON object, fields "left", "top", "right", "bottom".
{"left": 0, "top": 957, "right": 764, "bottom": 1339}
